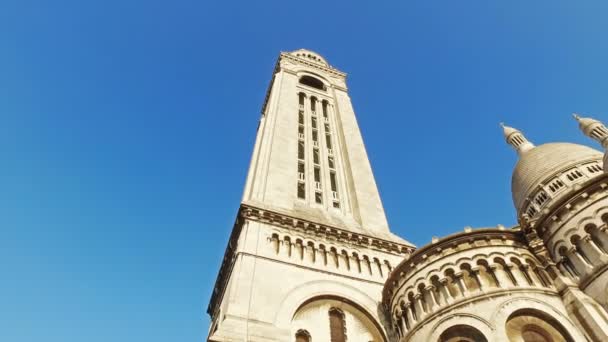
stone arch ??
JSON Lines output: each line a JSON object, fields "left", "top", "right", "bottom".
{"left": 296, "top": 70, "right": 331, "bottom": 87}
{"left": 552, "top": 240, "right": 569, "bottom": 262}
{"left": 492, "top": 297, "right": 586, "bottom": 342}
{"left": 585, "top": 222, "right": 608, "bottom": 253}
{"left": 506, "top": 309, "right": 574, "bottom": 342}
{"left": 438, "top": 325, "right": 488, "bottom": 342}
{"left": 274, "top": 279, "right": 387, "bottom": 340}
{"left": 476, "top": 259, "right": 499, "bottom": 288}
{"left": 429, "top": 313, "right": 493, "bottom": 342}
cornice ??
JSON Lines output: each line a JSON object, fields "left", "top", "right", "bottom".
{"left": 279, "top": 52, "right": 347, "bottom": 78}
{"left": 207, "top": 203, "right": 414, "bottom": 317}
{"left": 240, "top": 203, "right": 414, "bottom": 254}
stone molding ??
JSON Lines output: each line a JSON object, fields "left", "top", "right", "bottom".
{"left": 208, "top": 203, "right": 414, "bottom": 319}
{"left": 241, "top": 204, "right": 414, "bottom": 255}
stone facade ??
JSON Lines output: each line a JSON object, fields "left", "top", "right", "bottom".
{"left": 207, "top": 50, "right": 608, "bottom": 341}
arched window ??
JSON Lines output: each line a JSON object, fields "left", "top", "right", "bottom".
{"left": 295, "top": 329, "right": 311, "bottom": 342}
{"left": 328, "top": 307, "right": 347, "bottom": 342}
{"left": 438, "top": 325, "right": 488, "bottom": 342}
{"left": 506, "top": 309, "right": 573, "bottom": 342}
{"left": 299, "top": 75, "right": 326, "bottom": 91}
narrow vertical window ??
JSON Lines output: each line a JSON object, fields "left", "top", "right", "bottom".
{"left": 326, "top": 135, "right": 332, "bottom": 149}
{"left": 315, "top": 192, "right": 323, "bottom": 204}
{"left": 311, "top": 117, "right": 317, "bottom": 129}
{"left": 298, "top": 163, "right": 305, "bottom": 181}
{"left": 313, "top": 149, "right": 320, "bottom": 164}
{"left": 299, "top": 93, "right": 305, "bottom": 106}
{"left": 312, "top": 130, "right": 318, "bottom": 142}
{"left": 299, "top": 111, "right": 304, "bottom": 125}
{"left": 297, "top": 182, "right": 305, "bottom": 199}
{"left": 314, "top": 167, "right": 321, "bottom": 182}
{"left": 298, "top": 141, "right": 305, "bottom": 160}
{"left": 329, "top": 308, "right": 346, "bottom": 342}
{"left": 330, "top": 172, "right": 337, "bottom": 192}
{"left": 310, "top": 97, "right": 316, "bottom": 112}
{"left": 328, "top": 157, "right": 335, "bottom": 169}
{"left": 322, "top": 101, "right": 328, "bottom": 118}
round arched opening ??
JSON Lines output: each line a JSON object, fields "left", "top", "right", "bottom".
{"left": 299, "top": 75, "right": 326, "bottom": 91}
{"left": 505, "top": 309, "right": 573, "bottom": 342}
{"left": 438, "top": 324, "right": 488, "bottom": 342}
{"left": 290, "top": 296, "right": 385, "bottom": 342}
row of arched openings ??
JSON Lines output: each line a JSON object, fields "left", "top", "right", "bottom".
{"left": 437, "top": 309, "right": 573, "bottom": 342}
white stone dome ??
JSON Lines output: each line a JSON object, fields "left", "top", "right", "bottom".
{"left": 512, "top": 142, "right": 602, "bottom": 214}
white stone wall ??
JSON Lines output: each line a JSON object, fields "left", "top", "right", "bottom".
{"left": 209, "top": 219, "right": 405, "bottom": 341}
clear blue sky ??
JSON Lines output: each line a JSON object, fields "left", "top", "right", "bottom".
{"left": 1, "top": 1, "right": 607, "bottom": 341}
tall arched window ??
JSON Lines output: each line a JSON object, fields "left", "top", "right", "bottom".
{"left": 295, "top": 329, "right": 311, "bottom": 342}
{"left": 328, "top": 308, "right": 347, "bottom": 342}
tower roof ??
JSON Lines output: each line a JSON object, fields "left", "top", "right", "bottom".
{"left": 289, "top": 49, "right": 329, "bottom": 66}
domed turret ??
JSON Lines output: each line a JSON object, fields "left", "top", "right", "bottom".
{"left": 502, "top": 124, "right": 603, "bottom": 218}
{"left": 502, "top": 123, "right": 535, "bottom": 156}
{"left": 574, "top": 113, "right": 608, "bottom": 172}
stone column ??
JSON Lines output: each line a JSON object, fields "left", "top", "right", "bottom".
{"left": 473, "top": 266, "right": 492, "bottom": 290}
{"left": 594, "top": 228, "right": 608, "bottom": 249}
{"left": 426, "top": 285, "right": 440, "bottom": 311}
{"left": 439, "top": 278, "right": 454, "bottom": 303}
{"left": 508, "top": 263, "right": 530, "bottom": 286}
{"left": 568, "top": 247, "right": 594, "bottom": 276}
{"left": 349, "top": 254, "right": 361, "bottom": 274}
{"left": 581, "top": 235, "right": 607, "bottom": 264}
{"left": 491, "top": 264, "right": 514, "bottom": 288}
{"left": 469, "top": 267, "right": 485, "bottom": 292}
{"left": 525, "top": 265, "right": 544, "bottom": 287}
{"left": 399, "top": 312, "right": 408, "bottom": 335}
{"left": 280, "top": 239, "right": 291, "bottom": 259}
{"left": 454, "top": 272, "right": 467, "bottom": 298}
{"left": 406, "top": 302, "right": 417, "bottom": 326}
{"left": 305, "top": 244, "right": 315, "bottom": 265}
{"left": 381, "top": 262, "right": 391, "bottom": 278}
{"left": 414, "top": 294, "right": 426, "bottom": 320}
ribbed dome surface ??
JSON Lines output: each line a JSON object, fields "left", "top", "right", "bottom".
{"left": 512, "top": 143, "right": 602, "bottom": 212}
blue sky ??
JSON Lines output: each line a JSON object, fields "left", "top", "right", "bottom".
{"left": 1, "top": 1, "right": 607, "bottom": 341}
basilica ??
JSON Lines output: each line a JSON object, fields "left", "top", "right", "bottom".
{"left": 206, "top": 49, "right": 608, "bottom": 341}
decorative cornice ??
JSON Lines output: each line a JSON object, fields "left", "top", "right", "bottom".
{"left": 207, "top": 203, "right": 414, "bottom": 317}
{"left": 279, "top": 52, "right": 347, "bottom": 78}
{"left": 240, "top": 204, "right": 414, "bottom": 254}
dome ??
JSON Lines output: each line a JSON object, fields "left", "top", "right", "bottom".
{"left": 512, "top": 142, "right": 602, "bottom": 213}
{"left": 289, "top": 49, "right": 329, "bottom": 66}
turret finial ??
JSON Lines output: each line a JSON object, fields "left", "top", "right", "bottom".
{"left": 501, "top": 123, "right": 535, "bottom": 156}
{"left": 573, "top": 113, "right": 608, "bottom": 149}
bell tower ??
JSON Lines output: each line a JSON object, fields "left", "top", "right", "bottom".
{"left": 207, "top": 50, "right": 413, "bottom": 342}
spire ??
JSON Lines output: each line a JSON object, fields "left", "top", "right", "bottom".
{"left": 501, "top": 123, "right": 535, "bottom": 156}
{"left": 573, "top": 113, "right": 608, "bottom": 149}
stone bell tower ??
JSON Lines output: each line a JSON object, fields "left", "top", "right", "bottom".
{"left": 206, "top": 50, "right": 414, "bottom": 342}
